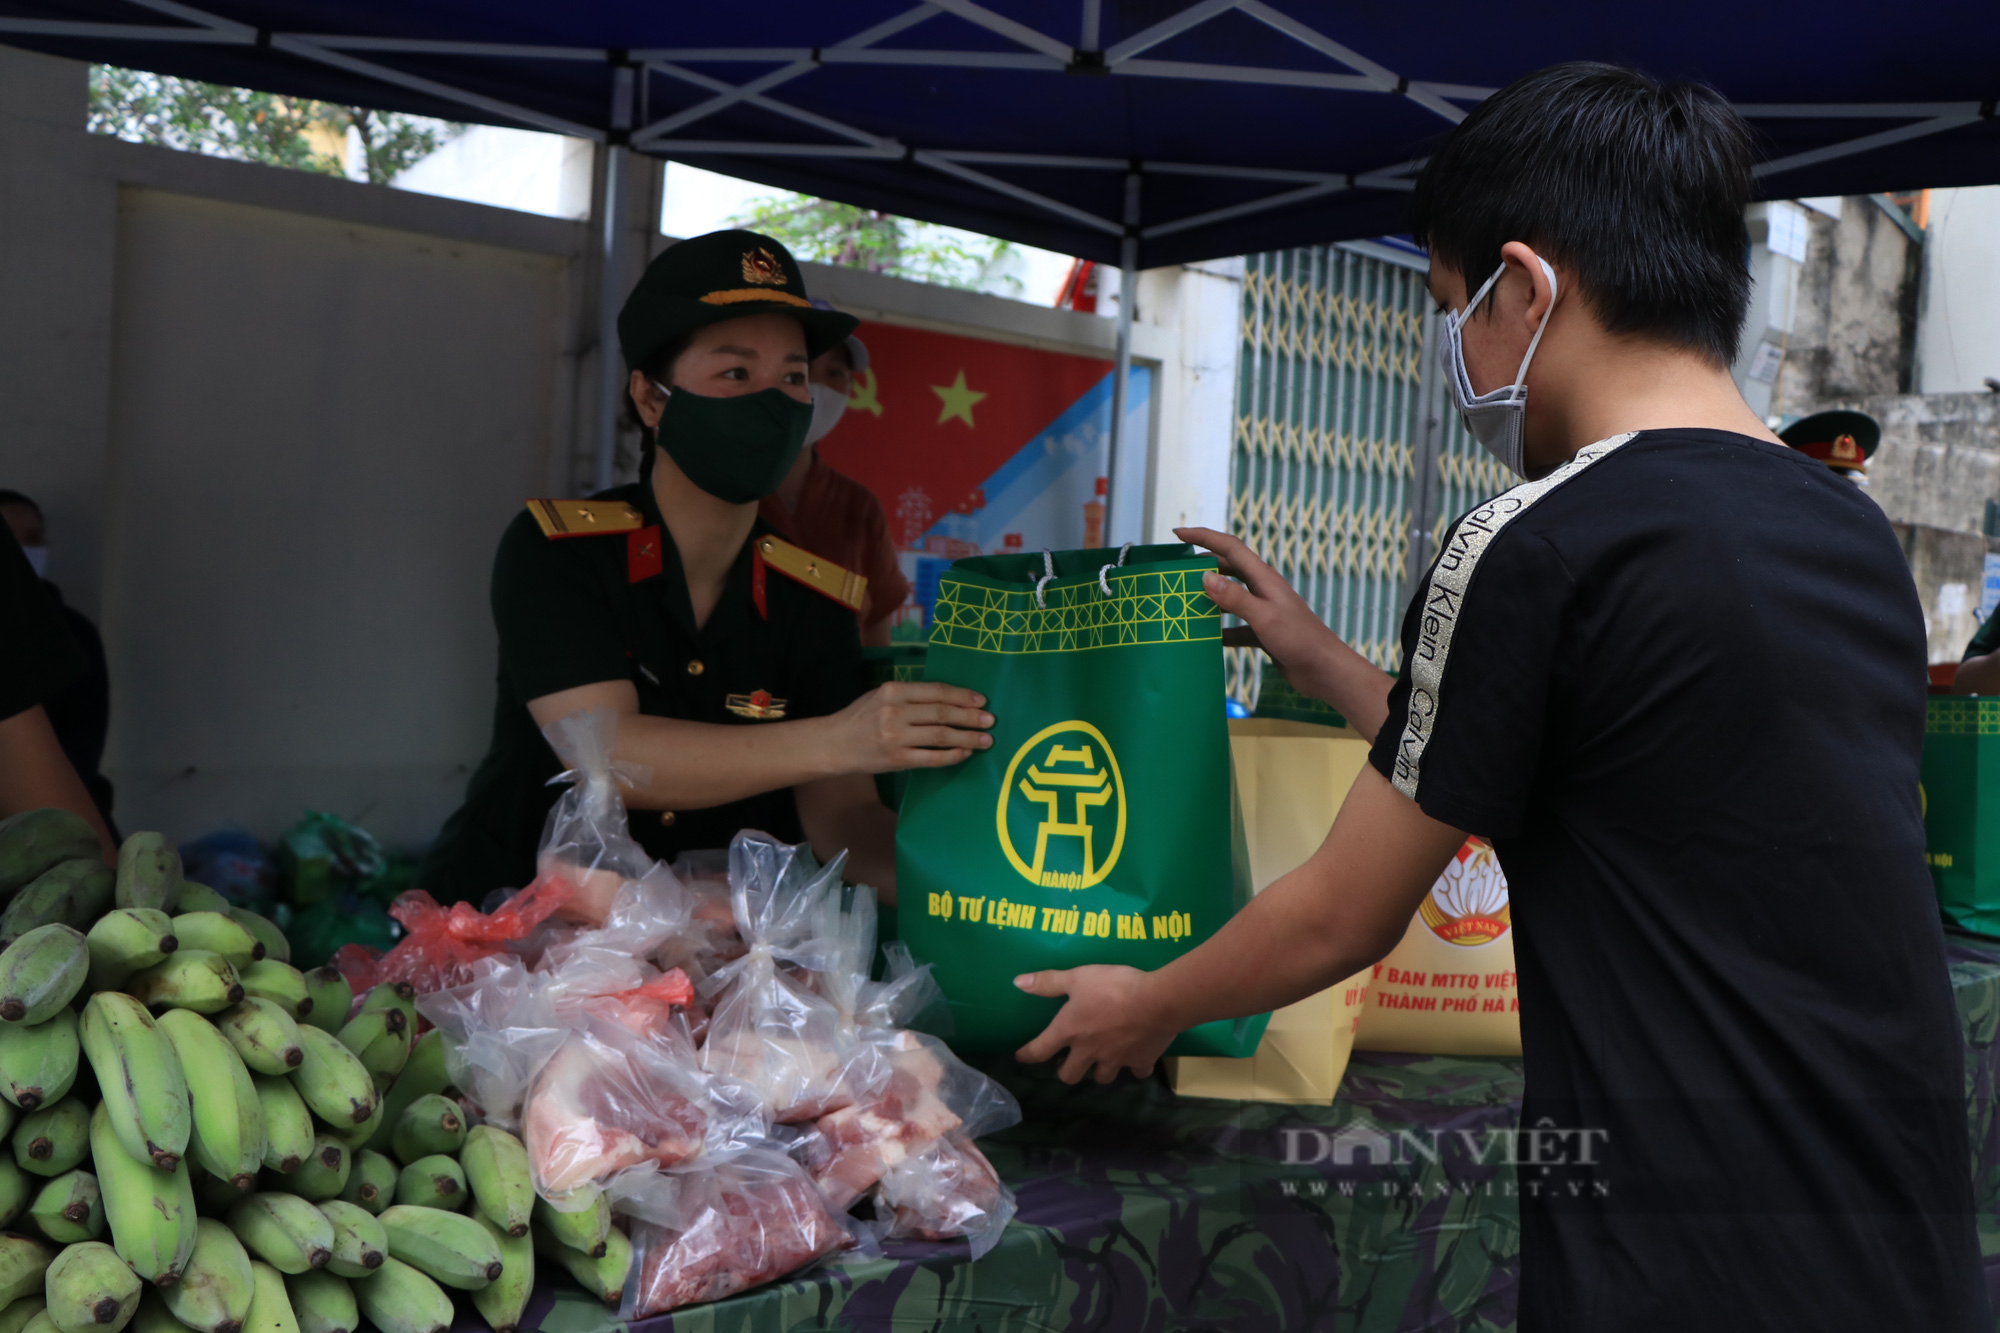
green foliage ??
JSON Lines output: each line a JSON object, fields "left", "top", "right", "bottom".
{"left": 87, "top": 65, "right": 465, "bottom": 185}
{"left": 728, "top": 194, "right": 1022, "bottom": 296}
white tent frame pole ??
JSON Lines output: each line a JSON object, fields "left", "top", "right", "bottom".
{"left": 1236, "top": 0, "right": 1465, "bottom": 122}
{"left": 0, "top": 0, "right": 247, "bottom": 43}
{"left": 1143, "top": 178, "right": 1348, "bottom": 239}
{"left": 299, "top": 37, "right": 608, "bottom": 59}
{"left": 1149, "top": 161, "right": 1341, "bottom": 182}
{"left": 1738, "top": 101, "right": 1980, "bottom": 117}
{"left": 120, "top": 0, "right": 252, "bottom": 35}
{"left": 594, "top": 142, "right": 627, "bottom": 492}
{"left": 1117, "top": 61, "right": 1377, "bottom": 90}
{"left": 910, "top": 150, "right": 1125, "bottom": 233}
{"left": 0, "top": 20, "right": 240, "bottom": 41}
{"left": 594, "top": 65, "right": 638, "bottom": 492}
{"left": 818, "top": 49, "right": 1058, "bottom": 68}
{"left": 1752, "top": 109, "right": 1986, "bottom": 177}
{"left": 1104, "top": 0, "right": 1239, "bottom": 62}
{"left": 923, "top": 0, "right": 1073, "bottom": 60}
{"left": 269, "top": 35, "right": 605, "bottom": 139}
{"left": 645, "top": 140, "right": 903, "bottom": 158}
{"left": 1105, "top": 171, "right": 1141, "bottom": 544}
{"left": 635, "top": 47, "right": 1059, "bottom": 68}
{"left": 633, "top": 61, "right": 822, "bottom": 142}
{"left": 643, "top": 60, "right": 885, "bottom": 147}
{"left": 938, "top": 150, "right": 1129, "bottom": 168}
{"left": 628, "top": 4, "right": 936, "bottom": 144}
{"left": 1080, "top": 0, "right": 1103, "bottom": 49}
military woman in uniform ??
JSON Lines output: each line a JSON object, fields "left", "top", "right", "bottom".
{"left": 418, "top": 231, "right": 993, "bottom": 905}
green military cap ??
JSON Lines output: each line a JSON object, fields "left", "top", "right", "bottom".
{"left": 1779, "top": 409, "right": 1881, "bottom": 474}
{"left": 617, "top": 229, "right": 858, "bottom": 373}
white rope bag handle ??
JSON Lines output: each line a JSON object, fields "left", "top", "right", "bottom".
{"left": 1033, "top": 549, "right": 1057, "bottom": 610}
{"left": 1097, "top": 542, "right": 1135, "bottom": 597}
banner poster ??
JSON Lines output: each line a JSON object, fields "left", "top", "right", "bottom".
{"left": 817, "top": 320, "right": 1153, "bottom": 639}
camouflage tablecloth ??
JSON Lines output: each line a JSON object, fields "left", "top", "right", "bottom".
{"left": 500, "top": 930, "right": 2000, "bottom": 1333}
{"left": 1946, "top": 929, "right": 2000, "bottom": 1314}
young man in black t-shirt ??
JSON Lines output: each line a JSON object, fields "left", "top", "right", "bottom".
{"left": 1013, "top": 63, "right": 1987, "bottom": 1330}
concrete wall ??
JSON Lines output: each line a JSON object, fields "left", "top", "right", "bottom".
{"left": 1767, "top": 197, "right": 1920, "bottom": 418}
{"left": 1915, "top": 186, "right": 2000, "bottom": 395}
{"left": 100, "top": 188, "right": 568, "bottom": 843}
{"left": 0, "top": 45, "right": 598, "bottom": 847}
{"left": 1797, "top": 391, "right": 2000, "bottom": 661}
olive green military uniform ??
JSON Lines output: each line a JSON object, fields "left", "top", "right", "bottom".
{"left": 417, "top": 479, "right": 871, "bottom": 905}
{"left": 0, "top": 523, "right": 84, "bottom": 723}
{"left": 1966, "top": 610, "right": 2000, "bottom": 662}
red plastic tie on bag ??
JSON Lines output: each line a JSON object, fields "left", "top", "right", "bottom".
{"left": 586, "top": 970, "right": 698, "bottom": 1038}
{"left": 336, "top": 874, "right": 578, "bottom": 996}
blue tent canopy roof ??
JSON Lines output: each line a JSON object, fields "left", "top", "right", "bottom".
{"left": 9, "top": 0, "right": 2000, "bottom": 265}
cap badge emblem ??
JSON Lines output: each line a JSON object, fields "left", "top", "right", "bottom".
{"left": 741, "top": 248, "right": 786, "bottom": 286}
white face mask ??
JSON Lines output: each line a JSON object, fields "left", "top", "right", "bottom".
{"left": 1441, "top": 258, "right": 1559, "bottom": 479}
{"left": 21, "top": 546, "right": 46, "bottom": 579}
{"left": 804, "top": 383, "right": 849, "bottom": 446}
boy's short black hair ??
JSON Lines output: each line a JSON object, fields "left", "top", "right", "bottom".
{"left": 1409, "top": 62, "right": 1754, "bottom": 368}
{"left": 0, "top": 491, "right": 39, "bottom": 517}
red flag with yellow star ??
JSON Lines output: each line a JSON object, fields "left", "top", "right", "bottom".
{"left": 818, "top": 322, "right": 1111, "bottom": 549}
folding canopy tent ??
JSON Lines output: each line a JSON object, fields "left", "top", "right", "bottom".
{"left": 9, "top": 0, "right": 2000, "bottom": 501}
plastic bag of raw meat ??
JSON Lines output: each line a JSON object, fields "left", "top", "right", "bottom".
{"left": 794, "top": 1027, "right": 1019, "bottom": 1255}
{"left": 785, "top": 924, "right": 1020, "bottom": 1260}
{"left": 873, "top": 1047, "right": 1020, "bottom": 1258}
{"left": 522, "top": 994, "right": 715, "bottom": 1206}
{"left": 625, "top": 1146, "right": 854, "bottom": 1316}
{"left": 526, "top": 860, "right": 696, "bottom": 997}
{"left": 665, "top": 849, "right": 747, "bottom": 971}
{"left": 698, "top": 833, "right": 875, "bottom": 1123}
{"left": 332, "top": 870, "right": 577, "bottom": 996}
{"left": 536, "top": 707, "right": 656, "bottom": 927}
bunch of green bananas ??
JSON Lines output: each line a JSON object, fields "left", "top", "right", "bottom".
{"left": 0, "top": 816, "right": 627, "bottom": 1333}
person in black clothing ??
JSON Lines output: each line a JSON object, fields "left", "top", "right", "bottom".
{"left": 0, "top": 491, "right": 115, "bottom": 833}
{"left": 0, "top": 517, "right": 115, "bottom": 853}
{"left": 418, "top": 231, "right": 993, "bottom": 906}
{"left": 1013, "top": 65, "right": 1987, "bottom": 1331}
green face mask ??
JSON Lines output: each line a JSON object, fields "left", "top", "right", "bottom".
{"left": 651, "top": 380, "right": 812, "bottom": 504}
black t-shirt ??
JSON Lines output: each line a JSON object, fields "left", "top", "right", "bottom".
{"left": 0, "top": 525, "right": 83, "bottom": 724}
{"left": 1371, "top": 429, "right": 1985, "bottom": 1331}
{"left": 417, "top": 481, "right": 870, "bottom": 905}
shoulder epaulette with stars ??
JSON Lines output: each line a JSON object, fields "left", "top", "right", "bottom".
{"left": 753, "top": 534, "right": 867, "bottom": 615}
{"left": 527, "top": 500, "right": 867, "bottom": 613}
{"left": 525, "top": 499, "right": 645, "bottom": 538}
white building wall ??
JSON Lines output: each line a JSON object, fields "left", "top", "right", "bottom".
{"left": 392, "top": 124, "right": 595, "bottom": 221}
{"left": 1137, "top": 258, "right": 1244, "bottom": 542}
{"left": 1916, "top": 186, "right": 2000, "bottom": 394}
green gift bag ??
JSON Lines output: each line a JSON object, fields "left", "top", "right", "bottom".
{"left": 897, "top": 543, "right": 1270, "bottom": 1057}
{"left": 1922, "top": 698, "right": 2000, "bottom": 936}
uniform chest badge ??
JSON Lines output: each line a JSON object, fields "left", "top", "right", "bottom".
{"left": 726, "top": 689, "right": 787, "bottom": 720}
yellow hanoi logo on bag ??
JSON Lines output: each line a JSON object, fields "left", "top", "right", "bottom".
{"left": 996, "top": 721, "right": 1127, "bottom": 889}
